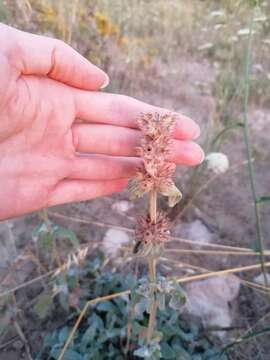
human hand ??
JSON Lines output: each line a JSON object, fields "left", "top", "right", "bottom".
{"left": 0, "top": 24, "right": 204, "bottom": 220}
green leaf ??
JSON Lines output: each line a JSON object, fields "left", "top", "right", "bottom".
{"left": 32, "top": 223, "right": 48, "bottom": 241}
{"left": 40, "top": 232, "right": 54, "bottom": 250}
{"left": 34, "top": 294, "right": 53, "bottom": 319}
{"left": 131, "top": 322, "right": 148, "bottom": 337}
{"left": 96, "top": 301, "right": 115, "bottom": 313}
{"left": 169, "top": 282, "right": 186, "bottom": 310}
{"left": 135, "top": 297, "right": 151, "bottom": 317}
{"left": 87, "top": 313, "right": 104, "bottom": 331}
{"left": 250, "top": 240, "right": 261, "bottom": 252}
{"left": 256, "top": 196, "right": 270, "bottom": 204}
{"left": 58, "top": 326, "right": 69, "bottom": 344}
{"left": 172, "top": 344, "right": 191, "bottom": 360}
{"left": 53, "top": 227, "right": 79, "bottom": 248}
{"left": 160, "top": 342, "right": 175, "bottom": 359}
{"left": 43, "top": 331, "right": 58, "bottom": 348}
{"left": 162, "top": 324, "right": 177, "bottom": 338}
{"left": 62, "top": 349, "right": 84, "bottom": 360}
{"left": 157, "top": 292, "right": 165, "bottom": 311}
{"left": 134, "top": 346, "right": 151, "bottom": 358}
{"left": 81, "top": 322, "right": 98, "bottom": 346}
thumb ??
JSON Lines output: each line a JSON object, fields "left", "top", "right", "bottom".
{"left": 2, "top": 23, "right": 109, "bottom": 90}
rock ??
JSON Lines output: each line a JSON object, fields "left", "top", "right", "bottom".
{"left": 254, "top": 272, "right": 270, "bottom": 285}
{"left": 112, "top": 200, "right": 133, "bottom": 213}
{"left": 252, "top": 63, "right": 263, "bottom": 74}
{"left": 173, "top": 219, "right": 212, "bottom": 247}
{"left": 13, "top": 339, "right": 24, "bottom": 350}
{"left": 185, "top": 275, "right": 240, "bottom": 338}
{"left": 250, "top": 109, "right": 270, "bottom": 133}
{"left": 102, "top": 229, "right": 130, "bottom": 256}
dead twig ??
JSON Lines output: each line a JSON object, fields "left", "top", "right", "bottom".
{"left": 13, "top": 320, "right": 33, "bottom": 360}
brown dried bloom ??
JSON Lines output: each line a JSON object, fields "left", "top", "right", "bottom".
{"left": 133, "top": 212, "right": 170, "bottom": 257}
{"left": 130, "top": 112, "right": 182, "bottom": 206}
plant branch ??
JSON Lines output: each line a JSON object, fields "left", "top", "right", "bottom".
{"left": 147, "top": 190, "right": 157, "bottom": 344}
{"left": 13, "top": 320, "right": 33, "bottom": 360}
{"left": 242, "top": 7, "right": 269, "bottom": 291}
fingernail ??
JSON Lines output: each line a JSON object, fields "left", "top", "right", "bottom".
{"left": 199, "top": 148, "right": 205, "bottom": 164}
{"left": 100, "top": 74, "right": 110, "bottom": 89}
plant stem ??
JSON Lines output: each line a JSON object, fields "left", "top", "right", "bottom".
{"left": 149, "top": 190, "right": 157, "bottom": 223}
{"left": 148, "top": 190, "right": 157, "bottom": 283}
{"left": 40, "top": 209, "right": 62, "bottom": 269}
{"left": 242, "top": 7, "right": 269, "bottom": 292}
{"left": 13, "top": 320, "right": 34, "bottom": 360}
{"left": 147, "top": 297, "right": 158, "bottom": 344}
{"left": 147, "top": 190, "right": 157, "bottom": 344}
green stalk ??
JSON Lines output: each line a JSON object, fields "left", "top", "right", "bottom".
{"left": 147, "top": 190, "right": 157, "bottom": 344}
{"left": 40, "top": 209, "right": 62, "bottom": 269}
{"left": 242, "top": 7, "right": 269, "bottom": 291}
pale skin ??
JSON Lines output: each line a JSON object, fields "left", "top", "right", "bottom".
{"left": 0, "top": 23, "right": 204, "bottom": 220}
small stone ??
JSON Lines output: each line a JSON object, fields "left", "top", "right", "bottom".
{"left": 254, "top": 272, "right": 270, "bottom": 285}
{"left": 13, "top": 339, "right": 24, "bottom": 350}
{"left": 112, "top": 200, "right": 133, "bottom": 213}
{"left": 185, "top": 275, "right": 240, "bottom": 339}
{"left": 173, "top": 219, "right": 212, "bottom": 248}
{"left": 102, "top": 229, "right": 130, "bottom": 256}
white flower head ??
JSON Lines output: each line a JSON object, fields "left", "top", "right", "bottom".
{"left": 205, "top": 152, "right": 229, "bottom": 175}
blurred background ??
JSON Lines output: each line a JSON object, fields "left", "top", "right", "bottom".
{"left": 1, "top": 0, "right": 270, "bottom": 359}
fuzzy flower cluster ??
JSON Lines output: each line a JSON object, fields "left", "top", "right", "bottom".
{"left": 205, "top": 152, "right": 229, "bottom": 175}
{"left": 130, "top": 112, "right": 182, "bottom": 207}
{"left": 134, "top": 212, "right": 170, "bottom": 256}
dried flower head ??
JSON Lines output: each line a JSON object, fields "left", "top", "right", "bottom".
{"left": 130, "top": 112, "right": 182, "bottom": 206}
{"left": 133, "top": 212, "right": 170, "bottom": 257}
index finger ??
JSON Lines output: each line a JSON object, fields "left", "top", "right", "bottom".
{"left": 1, "top": 23, "right": 108, "bottom": 90}
{"left": 74, "top": 91, "right": 200, "bottom": 141}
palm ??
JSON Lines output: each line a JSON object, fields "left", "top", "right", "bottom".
{"left": 1, "top": 71, "right": 75, "bottom": 216}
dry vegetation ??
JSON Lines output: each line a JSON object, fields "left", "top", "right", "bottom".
{"left": 1, "top": 0, "right": 270, "bottom": 359}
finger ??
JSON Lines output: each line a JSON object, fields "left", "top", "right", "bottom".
{"left": 3, "top": 23, "right": 109, "bottom": 90}
{"left": 171, "top": 141, "right": 204, "bottom": 166}
{"left": 73, "top": 124, "right": 204, "bottom": 166}
{"left": 47, "top": 179, "right": 128, "bottom": 207}
{"left": 74, "top": 91, "right": 200, "bottom": 140}
{"left": 69, "top": 155, "right": 141, "bottom": 180}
